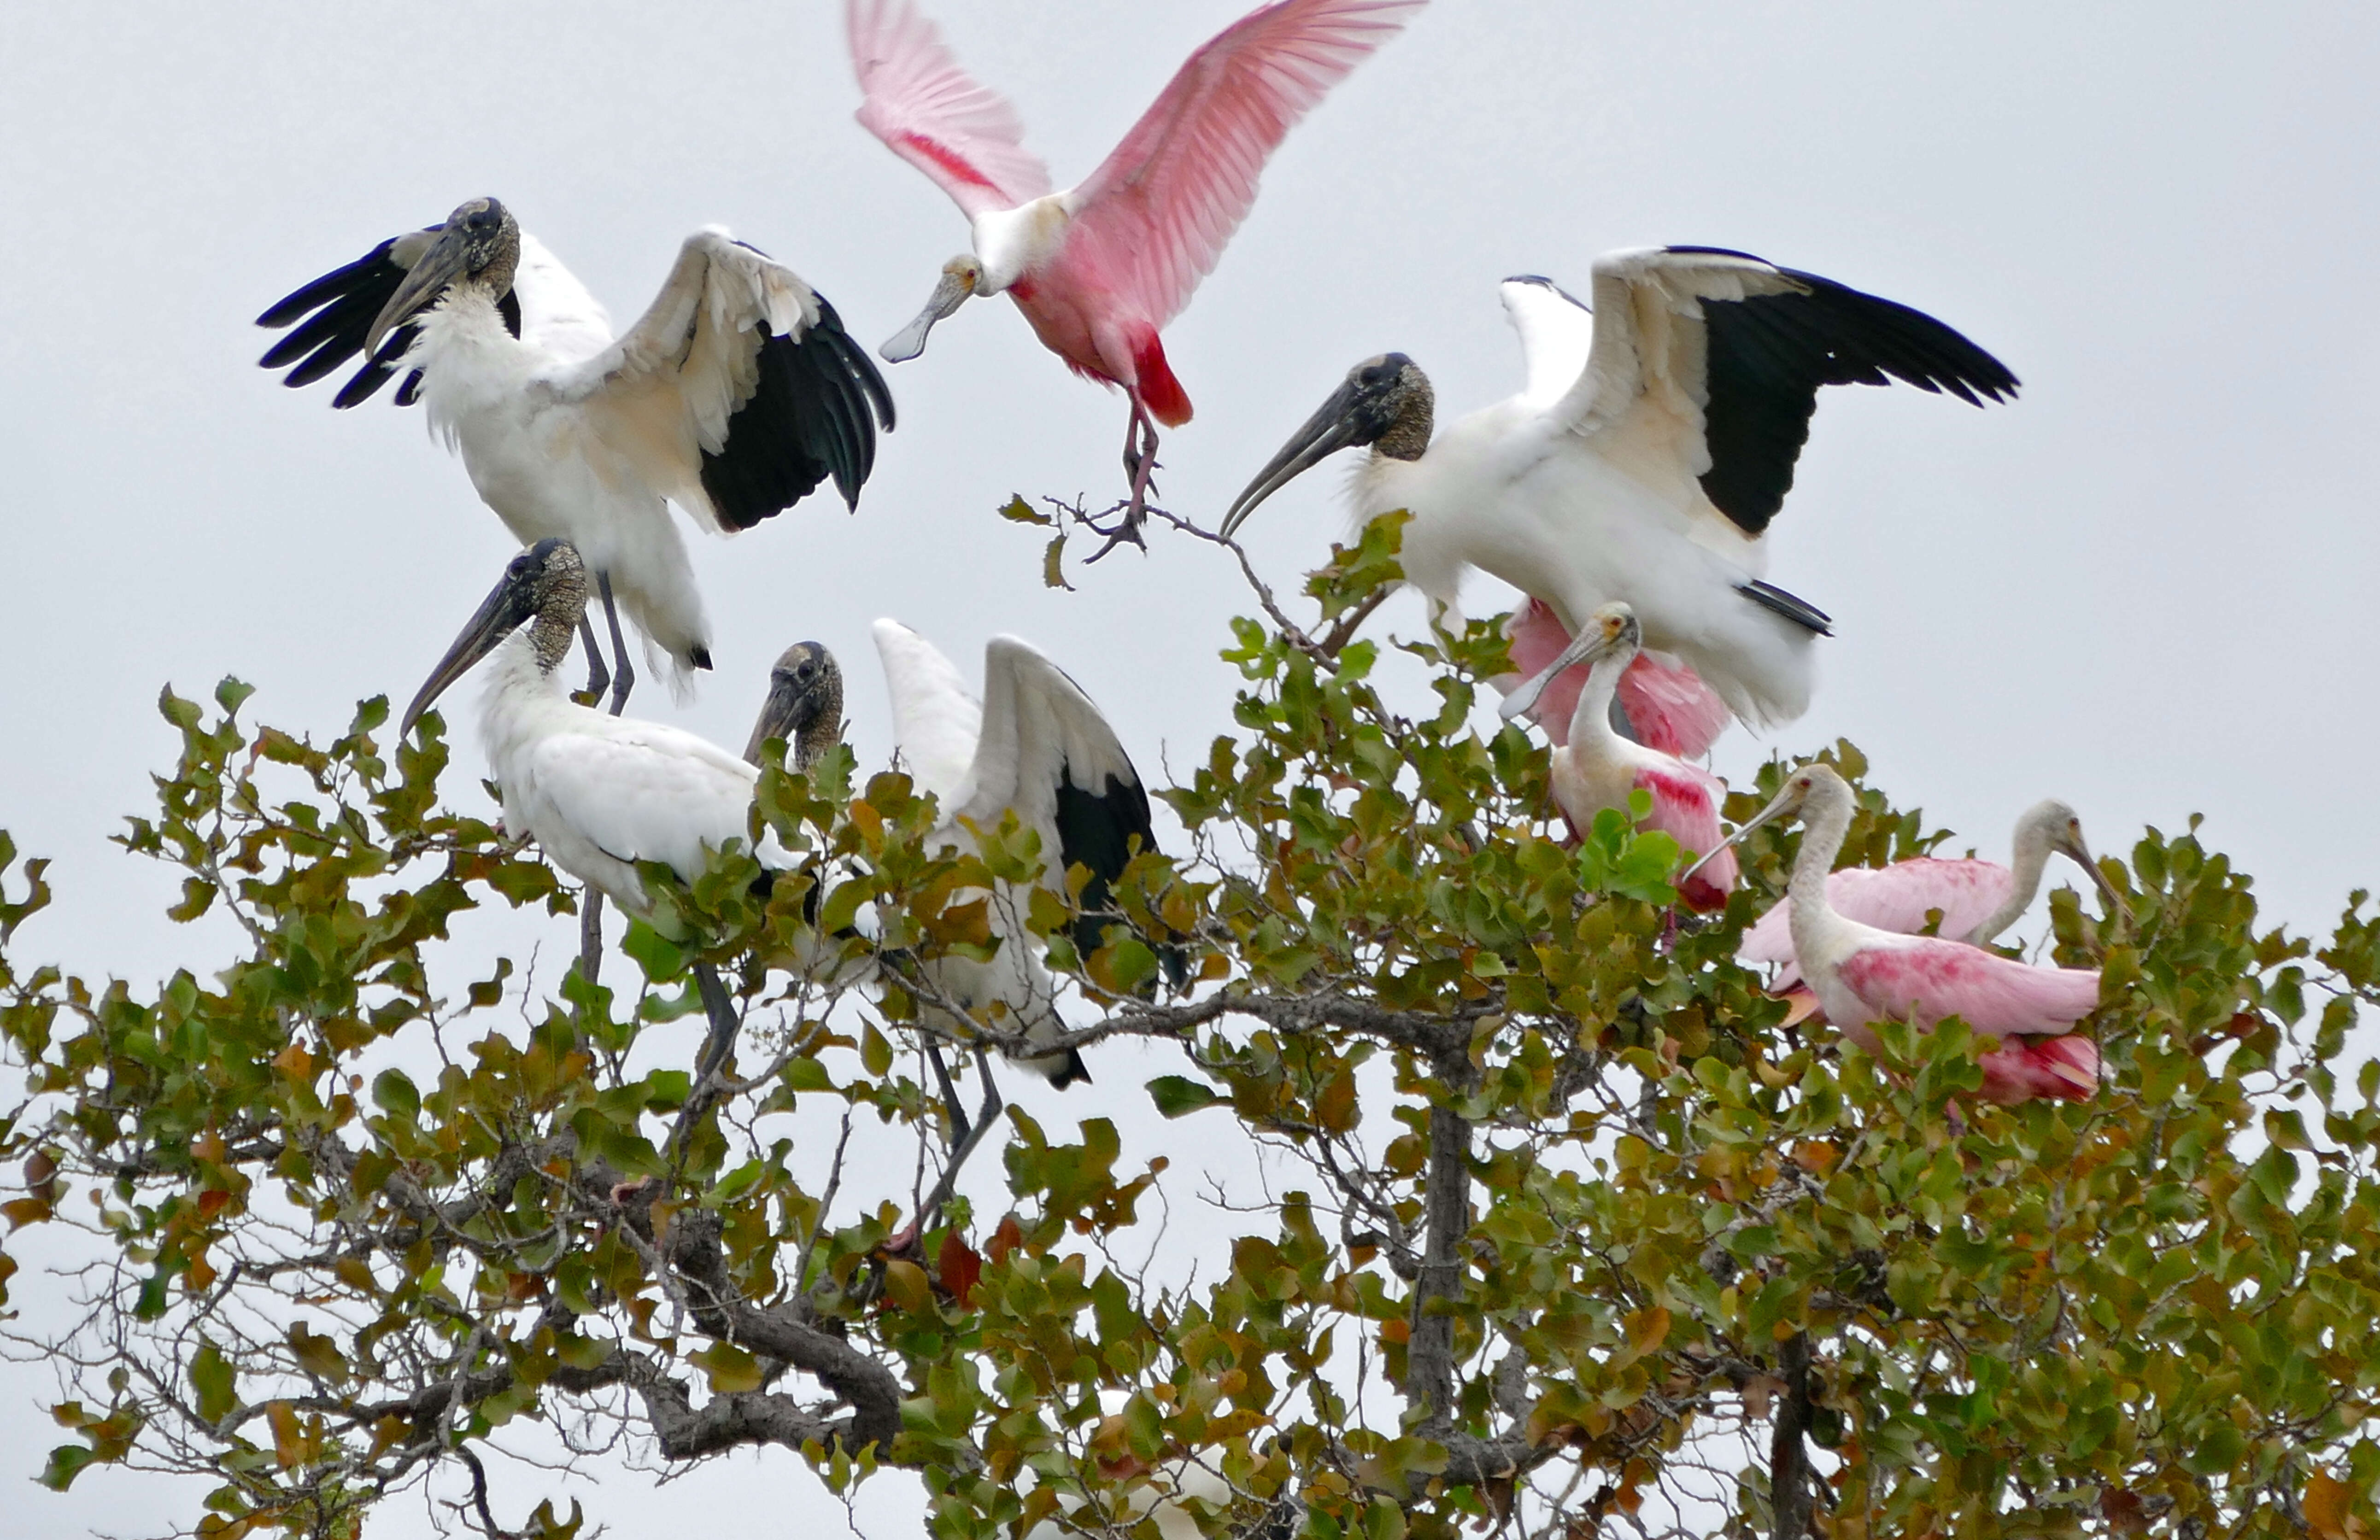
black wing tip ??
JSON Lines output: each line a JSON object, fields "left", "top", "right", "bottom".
{"left": 1045, "top": 1049, "right": 1094, "bottom": 1090}
{"left": 1738, "top": 580, "right": 1833, "bottom": 636}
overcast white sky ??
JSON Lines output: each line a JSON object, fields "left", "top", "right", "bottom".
{"left": 1, "top": 3, "right": 2376, "bottom": 1535}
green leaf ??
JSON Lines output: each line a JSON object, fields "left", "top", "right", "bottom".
{"left": 1147, "top": 1076, "right": 1227, "bottom": 1118}
{"left": 191, "top": 1338, "right": 234, "bottom": 1423}
{"left": 621, "top": 921, "right": 685, "bottom": 982}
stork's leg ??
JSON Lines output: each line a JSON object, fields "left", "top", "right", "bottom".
{"left": 918, "top": 1050, "right": 1005, "bottom": 1231}
{"left": 594, "top": 572, "right": 636, "bottom": 716}
{"left": 925, "top": 1042, "right": 970, "bottom": 1150}
{"left": 578, "top": 890, "right": 604, "bottom": 987}
{"left": 666, "top": 961, "right": 741, "bottom": 1158}
{"left": 577, "top": 618, "right": 611, "bottom": 707}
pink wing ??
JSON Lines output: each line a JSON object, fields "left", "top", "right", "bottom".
{"left": 1977, "top": 1034, "right": 2099, "bottom": 1105}
{"left": 1639, "top": 764, "right": 1735, "bottom": 912}
{"left": 1060, "top": 0, "right": 1424, "bottom": 332}
{"left": 849, "top": 0, "right": 1054, "bottom": 218}
{"left": 1837, "top": 937, "right": 2100, "bottom": 1037}
{"left": 1739, "top": 858, "right": 2014, "bottom": 983}
{"left": 1503, "top": 600, "right": 1732, "bottom": 756}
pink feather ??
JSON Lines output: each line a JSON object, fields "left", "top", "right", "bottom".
{"left": 1834, "top": 936, "right": 2100, "bottom": 1039}
{"left": 1503, "top": 599, "right": 1731, "bottom": 758}
{"left": 1636, "top": 764, "right": 1735, "bottom": 912}
{"left": 1739, "top": 857, "right": 2016, "bottom": 986}
{"left": 847, "top": 0, "right": 1055, "bottom": 218}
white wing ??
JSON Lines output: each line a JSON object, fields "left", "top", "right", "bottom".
{"left": 956, "top": 635, "right": 1152, "bottom": 902}
{"left": 537, "top": 228, "right": 893, "bottom": 533}
{"left": 513, "top": 233, "right": 615, "bottom": 364}
{"left": 523, "top": 721, "right": 778, "bottom": 882}
{"left": 873, "top": 618, "right": 982, "bottom": 808}
{"left": 1500, "top": 275, "right": 1595, "bottom": 411}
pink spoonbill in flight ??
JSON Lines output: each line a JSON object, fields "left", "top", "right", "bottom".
{"left": 1690, "top": 764, "right": 2105, "bottom": 1106}
{"left": 1224, "top": 255, "right": 2017, "bottom": 731}
{"left": 1507, "top": 603, "right": 1737, "bottom": 912}
{"left": 848, "top": 0, "right": 1425, "bottom": 550}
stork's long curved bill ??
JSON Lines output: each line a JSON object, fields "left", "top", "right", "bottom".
{"left": 881, "top": 268, "right": 973, "bottom": 364}
{"left": 744, "top": 673, "right": 831, "bottom": 767}
{"left": 365, "top": 223, "right": 475, "bottom": 357}
{"left": 1219, "top": 376, "right": 1376, "bottom": 539}
{"left": 400, "top": 569, "right": 536, "bottom": 737}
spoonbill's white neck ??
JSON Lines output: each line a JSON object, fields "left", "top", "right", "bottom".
{"left": 1788, "top": 771, "right": 1858, "bottom": 953}
{"left": 972, "top": 197, "right": 1072, "bottom": 293}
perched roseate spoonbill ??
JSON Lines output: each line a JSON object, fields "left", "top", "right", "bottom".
{"left": 848, "top": 0, "right": 1424, "bottom": 546}
{"left": 1739, "top": 799, "right": 2123, "bottom": 991}
{"left": 1224, "top": 256, "right": 2018, "bottom": 728}
{"left": 1499, "top": 597, "right": 1731, "bottom": 760}
{"left": 1503, "top": 603, "right": 1736, "bottom": 911}
{"left": 816, "top": 621, "right": 1176, "bottom": 1087}
{"left": 261, "top": 197, "right": 894, "bottom": 710}
{"left": 1694, "top": 765, "right": 2103, "bottom": 1105}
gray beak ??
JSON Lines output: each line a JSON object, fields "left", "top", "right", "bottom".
{"left": 744, "top": 673, "right": 829, "bottom": 767}
{"left": 365, "top": 222, "right": 475, "bottom": 357}
{"left": 1678, "top": 779, "right": 1807, "bottom": 888}
{"left": 880, "top": 268, "right": 974, "bottom": 364}
{"left": 1220, "top": 376, "right": 1375, "bottom": 539}
{"left": 1500, "top": 616, "right": 1633, "bottom": 724}
{"left": 2058, "top": 832, "right": 2127, "bottom": 919}
{"left": 400, "top": 568, "right": 535, "bottom": 738}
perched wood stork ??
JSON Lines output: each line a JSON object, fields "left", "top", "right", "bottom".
{"left": 743, "top": 642, "right": 847, "bottom": 772}
{"left": 261, "top": 197, "right": 895, "bottom": 709}
{"left": 849, "top": 0, "right": 1423, "bottom": 547}
{"left": 1224, "top": 251, "right": 2018, "bottom": 729}
{"left": 400, "top": 539, "right": 837, "bottom": 1104}
{"left": 1507, "top": 603, "right": 1736, "bottom": 911}
{"left": 857, "top": 619, "right": 1175, "bottom": 1086}
{"left": 1739, "top": 799, "right": 2122, "bottom": 992}
{"left": 1694, "top": 765, "right": 2103, "bottom": 1105}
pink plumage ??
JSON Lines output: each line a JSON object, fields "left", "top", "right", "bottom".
{"left": 1636, "top": 764, "right": 1736, "bottom": 912}
{"left": 1739, "top": 857, "right": 2014, "bottom": 987}
{"left": 1504, "top": 598, "right": 1731, "bottom": 759}
{"left": 850, "top": 0, "right": 1423, "bottom": 519}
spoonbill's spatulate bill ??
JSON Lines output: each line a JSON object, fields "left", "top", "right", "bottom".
{"left": 1699, "top": 765, "right": 2104, "bottom": 1106}
{"left": 857, "top": 621, "right": 1176, "bottom": 1087}
{"left": 262, "top": 198, "right": 895, "bottom": 710}
{"left": 1500, "top": 597, "right": 1732, "bottom": 760}
{"left": 400, "top": 539, "right": 800, "bottom": 920}
{"left": 1738, "top": 799, "right": 2122, "bottom": 991}
{"left": 1225, "top": 250, "right": 2018, "bottom": 730}
{"left": 1503, "top": 603, "right": 1736, "bottom": 911}
{"left": 849, "top": 0, "right": 1424, "bottom": 546}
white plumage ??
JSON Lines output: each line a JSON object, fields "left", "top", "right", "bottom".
{"left": 1225, "top": 246, "right": 2017, "bottom": 731}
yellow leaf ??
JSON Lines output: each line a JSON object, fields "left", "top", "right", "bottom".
{"left": 882, "top": 1258, "right": 931, "bottom": 1313}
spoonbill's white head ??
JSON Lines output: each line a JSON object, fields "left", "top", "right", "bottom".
{"left": 364, "top": 196, "right": 521, "bottom": 357}
{"left": 2013, "top": 798, "right": 2125, "bottom": 914}
{"left": 1221, "top": 352, "right": 1435, "bottom": 538}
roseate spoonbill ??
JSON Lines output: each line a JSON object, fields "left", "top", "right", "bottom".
{"left": 849, "top": 0, "right": 1424, "bottom": 546}
{"left": 1501, "top": 603, "right": 1737, "bottom": 911}
{"left": 1739, "top": 798, "right": 2123, "bottom": 990}
{"left": 261, "top": 197, "right": 895, "bottom": 710}
{"left": 1224, "top": 254, "right": 2018, "bottom": 728}
{"left": 1694, "top": 765, "right": 2103, "bottom": 1105}
{"left": 751, "top": 621, "right": 1172, "bottom": 1087}
{"left": 1498, "top": 597, "right": 1731, "bottom": 760}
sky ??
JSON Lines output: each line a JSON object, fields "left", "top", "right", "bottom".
{"left": 0, "top": 2, "right": 2375, "bottom": 1535}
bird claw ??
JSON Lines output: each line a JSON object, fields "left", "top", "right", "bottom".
{"left": 1080, "top": 502, "right": 1150, "bottom": 563}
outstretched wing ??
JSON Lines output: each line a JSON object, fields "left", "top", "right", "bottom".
{"left": 1061, "top": 0, "right": 1424, "bottom": 332}
{"left": 848, "top": 0, "right": 1053, "bottom": 218}
{"left": 538, "top": 229, "right": 894, "bottom": 531}
{"left": 1501, "top": 275, "right": 1595, "bottom": 410}
{"left": 1550, "top": 246, "right": 2018, "bottom": 537}
{"left": 874, "top": 619, "right": 985, "bottom": 810}
{"left": 958, "top": 635, "right": 1161, "bottom": 966}
{"left": 257, "top": 231, "right": 615, "bottom": 408}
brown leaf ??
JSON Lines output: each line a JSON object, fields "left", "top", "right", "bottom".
{"left": 937, "top": 1232, "right": 983, "bottom": 1309}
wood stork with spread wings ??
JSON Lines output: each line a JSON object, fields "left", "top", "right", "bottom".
{"left": 843, "top": 620, "right": 1172, "bottom": 1087}
{"left": 849, "top": 0, "right": 1423, "bottom": 549}
{"left": 1224, "top": 249, "right": 2018, "bottom": 731}
{"left": 261, "top": 197, "right": 895, "bottom": 710}
{"left": 1692, "top": 765, "right": 2105, "bottom": 1106}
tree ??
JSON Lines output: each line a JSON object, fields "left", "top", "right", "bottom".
{"left": 3, "top": 516, "right": 2378, "bottom": 1540}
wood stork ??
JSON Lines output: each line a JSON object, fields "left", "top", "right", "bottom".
{"left": 399, "top": 539, "right": 836, "bottom": 1108}
{"left": 1223, "top": 250, "right": 2018, "bottom": 730}
{"left": 1694, "top": 765, "right": 2104, "bottom": 1106}
{"left": 261, "top": 197, "right": 895, "bottom": 710}
{"left": 1738, "top": 799, "right": 2123, "bottom": 992}
{"left": 854, "top": 619, "right": 1175, "bottom": 1087}
{"left": 849, "top": 0, "right": 1423, "bottom": 548}
{"left": 1507, "top": 603, "right": 1736, "bottom": 911}
{"left": 743, "top": 642, "right": 847, "bottom": 772}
